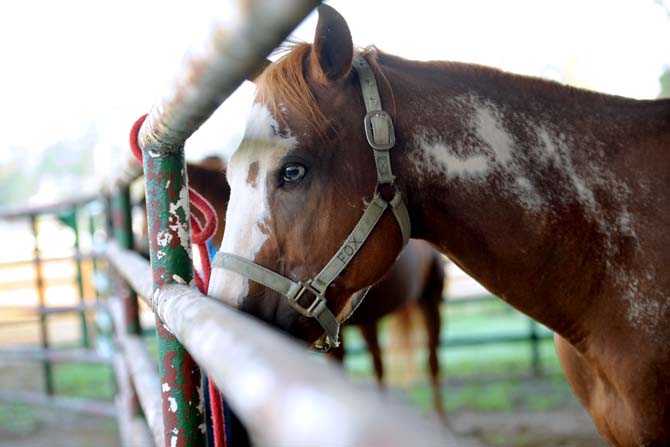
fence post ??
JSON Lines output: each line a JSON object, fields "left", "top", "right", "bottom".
{"left": 109, "top": 187, "right": 147, "bottom": 444}
{"left": 112, "top": 187, "right": 141, "bottom": 335}
{"left": 30, "top": 214, "right": 54, "bottom": 396}
{"left": 72, "top": 206, "right": 91, "bottom": 348}
{"left": 142, "top": 147, "right": 204, "bottom": 447}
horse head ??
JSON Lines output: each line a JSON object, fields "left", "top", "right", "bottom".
{"left": 208, "top": 5, "right": 409, "bottom": 349}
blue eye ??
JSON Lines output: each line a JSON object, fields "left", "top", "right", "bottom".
{"left": 281, "top": 163, "right": 306, "bottom": 184}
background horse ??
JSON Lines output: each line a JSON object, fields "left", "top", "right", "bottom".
{"left": 186, "top": 159, "right": 448, "bottom": 417}
{"left": 208, "top": 5, "right": 670, "bottom": 445}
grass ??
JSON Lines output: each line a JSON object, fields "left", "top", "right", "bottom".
{"left": 53, "top": 362, "right": 115, "bottom": 400}
{"left": 342, "top": 297, "right": 582, "bottom": 413}
{"left": 0, "top": 401, "right": 37, "bottom": 435}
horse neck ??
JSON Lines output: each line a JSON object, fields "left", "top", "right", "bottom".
{"left": 382, "top": 55, "right": 669, "bottom": 339}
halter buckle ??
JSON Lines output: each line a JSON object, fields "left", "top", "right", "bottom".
{"left": 288, "top": 281, "right": 327, "bottom": 318}
{"left": 364, "top": 110, "right": 395, "bottom": 150}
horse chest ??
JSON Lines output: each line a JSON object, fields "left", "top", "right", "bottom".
{"left": 556, "top": 333, "right": 670, "bottom": 446}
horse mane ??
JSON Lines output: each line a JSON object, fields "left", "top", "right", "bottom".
{"left": 255, "top": 43, "right": 332, "bottom": 137}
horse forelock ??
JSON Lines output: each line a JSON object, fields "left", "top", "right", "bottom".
{"left": 256, "top": 43, "right": 331, "bottom": 138}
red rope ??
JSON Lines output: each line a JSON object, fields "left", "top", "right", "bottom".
{"left": 129, "top": 114, "right": 226, "bottom": 447}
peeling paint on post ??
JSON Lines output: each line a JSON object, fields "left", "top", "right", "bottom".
{"left": 142, "top": 148, "right": 204, "bottom": 447}
{"left": 128, "top": 3, "right": 324, "bottom": 445}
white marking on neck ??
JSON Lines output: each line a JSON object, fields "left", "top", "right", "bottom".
{"left": 474, "top": 104, "right": 513, "bottom": 165}
{"left": 410, "top": 94, "right": 663, "bottom": 334}
{"left": 411, "top": 100, "right": 516, "bottom": 182}
{"left": 413, "top": 133, "right": 489, "bottom": 179}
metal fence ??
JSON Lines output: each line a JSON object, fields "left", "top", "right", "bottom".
{"left": 102, "top": 0, "right": 472, "bottom": 445}
{"left": 0, "top": 1, "right": 551, "bottom": 445}
{"left": 0, "top": 195, "right": 114, "bottom": 417}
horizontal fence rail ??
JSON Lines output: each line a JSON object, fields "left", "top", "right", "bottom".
{"left": 136, "top": 0, "right": 320, "bottom": 156}
{"left": 0, "top": 193, "right": 100, "bottom": 220}
{"left": 0, "top": 348, "right": 111, "bottom": 364}
{"left": 108, "top": 296, "right": 165, "bottom": 447}
{"left": 121, "top": 2, "right": 326, "bottom": 446}
{"left": 0, "top": 390, "right": 116, "bottom": 417}
{"left": 106, "top": 242, "right": 477, "bottom": 446}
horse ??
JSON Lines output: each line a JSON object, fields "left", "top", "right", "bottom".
{"left": 186, "top": 158, "right": 447, "bottom": 417}
{"left": 207, "top": 5, "right": 670, "bottom": 445}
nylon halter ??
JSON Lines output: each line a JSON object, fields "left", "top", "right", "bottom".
{"left": 212, "top": 54, "right": 411, "bottom": 351}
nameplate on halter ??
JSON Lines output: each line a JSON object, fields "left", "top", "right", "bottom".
{"left": 311, "top": 194, "right": 389, "bottom": 292}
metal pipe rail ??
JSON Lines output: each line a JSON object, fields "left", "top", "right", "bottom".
{"left": 0, "top": 252, "right": 104, "bottom": 269}
{"left": 106, "top": 242, "right": 479, "bottom": 446}
{"left": 136, "top": 0, "right": 320, "bottom": 157}
{"left": 113, "top": 352, "right": 155, "bottom": 447}
{"left": 0, "top": 390, "right": 116, "bottom": 417}
{"left": 118, "top": 2, "right": 323, "bottom": 445}
{"left": 108, "top": 297, "right": 165, "bottom": 447}
{"left": 2, "top": 302, "right": 102, "bottom": 315}
{"left": 0, "top": 193, "right": 100, "bottom": 220}
{"left": 0, "top": 348, "right": 112, "bottom": 364}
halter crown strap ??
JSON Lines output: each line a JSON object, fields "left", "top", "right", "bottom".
{"left": 213, "top": 54, "right": 410, "bottom": 352}
{"left": 353, "top": 55, "right": 411, "bottom": 246}
{"left": 353, "top": 55, "right": 396, "bottom": 184}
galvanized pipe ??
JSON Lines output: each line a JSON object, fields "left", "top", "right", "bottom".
{"left": 0, "top": 194, "right": 99, "bottom": 220}
{"left": 134, "top": 2, "right": 321, "bottom": 445}
{"left": 137, "top": 0, "right": 321, "bottom": 154}
{"left": 109, "top": 297, "right": 165, "bottom": 447}
{"left": 0, "top": 348, "right": 111, "bottom": 364}
{"left": 0, "top": 390, "right": 116, "bottom": 417}
{"left": 113, "top": 352, "right": 154, "bottom": 447}
{"left": 105, "top": 243, "right": 480, "bottom": 446}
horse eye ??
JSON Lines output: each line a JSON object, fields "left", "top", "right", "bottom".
{"left": 280, "top": 163, "right": 306, "bottom": 185}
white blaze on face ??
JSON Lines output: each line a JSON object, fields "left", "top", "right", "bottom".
{"left": 208, "top": 103, "right": 297, "bottom": 306}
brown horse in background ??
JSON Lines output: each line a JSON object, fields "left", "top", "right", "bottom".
{"left": 187, "top": 159, "right": 447, "bottom": 417}
{"left": 209, "top": 5, "right": 670, "bottom": 445}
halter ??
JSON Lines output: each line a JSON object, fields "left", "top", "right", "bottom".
{"left": 212, "top": 54, "right": 411, "bottom": 351}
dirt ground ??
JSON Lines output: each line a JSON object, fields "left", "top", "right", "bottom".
{"left": 0, "top": 404, "right": 606, "bottom": 447}
{"left": 0, "top": 404, "right": 119, "bottom": 447}
{"left": 450, "top": 409, "right": 608, "bottom": 446}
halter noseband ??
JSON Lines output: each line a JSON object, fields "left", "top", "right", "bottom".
{"left": 212, "top": 54, "right": 411, "bottom": 351}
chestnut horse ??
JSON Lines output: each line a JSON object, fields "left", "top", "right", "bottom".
{"left": 208, "top": 5, "right": 670, "bottom": 445}
{"left": 187, "top": 159, "right": 447, "bottom": 416}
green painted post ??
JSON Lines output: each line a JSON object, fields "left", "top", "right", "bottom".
{"left": 142, "top": 148, "right": 204, "bottom": 447}
{"left": 88, "top": 207, "right": 101, "bottom": 304}
{"left": 112, "top": 187, "right": 141, "bottom": 335}
{"left": 109, "top": 186, "right": 145, "bottom": 429}
{"left": 72, "top": 206, "right": 90, "bottom": 348}
{"left": 112, "top": 188, "right": 134, "bottom": 252}
{"left": 30, "top": 214, "right": 54, "bottom": 396}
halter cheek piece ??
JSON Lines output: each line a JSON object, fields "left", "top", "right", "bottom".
{"left": 212, "top": 54, "right": 411, "bottom": 351}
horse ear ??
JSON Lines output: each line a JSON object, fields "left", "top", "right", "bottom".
{"left": 310, "top": 4, "right": 354, "bottom": 82}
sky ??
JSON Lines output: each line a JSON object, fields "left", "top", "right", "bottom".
{"left": 1, "top": 0, "right": 669, "bottom": 196}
